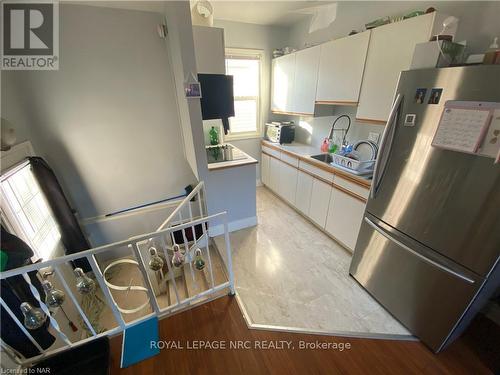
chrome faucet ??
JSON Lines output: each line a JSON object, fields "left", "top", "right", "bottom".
{"left": 328, "top": 114, "right": 351, "bottom": 147}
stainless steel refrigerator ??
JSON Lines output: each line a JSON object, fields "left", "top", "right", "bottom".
{"left": 349, "top": 65, "right": 500, "bottom": 352}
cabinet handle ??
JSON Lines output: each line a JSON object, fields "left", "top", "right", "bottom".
{"left": 364, "top": 217, "right": 475, "bottom": 284}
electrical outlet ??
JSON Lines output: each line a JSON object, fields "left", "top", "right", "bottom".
{"left": 368, "top": 132, "right": 380, "bottom": 144}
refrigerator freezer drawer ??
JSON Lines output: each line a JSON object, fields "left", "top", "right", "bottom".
{"left": 349, "top": 215, "right": 483, "bottom": 352}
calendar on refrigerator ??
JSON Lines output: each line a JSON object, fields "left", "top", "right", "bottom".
{"left": 432, "top": 101, "right": 500, "bottom": 159}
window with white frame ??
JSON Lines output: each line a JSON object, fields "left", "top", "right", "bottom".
{"left": 225, "top": 48, "right": 263, "bottom": 139}
{"left": 1, "top": 161, "right": 61, "bottom": 261}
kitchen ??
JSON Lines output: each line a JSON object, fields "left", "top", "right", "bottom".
{"left": 192, "top": 0, "right": 500, "bottom": 359}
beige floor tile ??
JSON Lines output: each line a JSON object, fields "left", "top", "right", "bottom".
{"left": 215, "top": 187, "right": 410, "bottom": 336}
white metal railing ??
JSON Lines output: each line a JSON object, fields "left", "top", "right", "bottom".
{"left": 0, "top": 181, "right": 235, "bottom": 367}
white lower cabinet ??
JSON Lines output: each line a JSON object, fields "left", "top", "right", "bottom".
{"left": 325, "top": 188, "right": 366, "bottom": 251}
{"left": 295, "top": 171, "right": 313, "bottom": 215}
{"left": 262, "top": 149, "right": 368, "bottom": 252}
{"left": 261, "top": 153, "right": 270, "bottom": 186}
{"left": 269, "top": 157, "right": 281, "bottom": 192}
{"left": 278, "top": 162, "right": 298, "bottom": 205}
{"left": 308, "top": 179, "right": 332, "bottom": 228}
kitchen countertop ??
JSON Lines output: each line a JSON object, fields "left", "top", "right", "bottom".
{"left": 207, "top": 144, "right": 258, "bottom": 171}
{"left": 262, "top": 140, "right": 372, "bottom": 188}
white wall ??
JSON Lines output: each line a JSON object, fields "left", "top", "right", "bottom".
{"left": 284, "top": 1, "right": 500, "bottom": 150}
{"left": 211, "top": 19, "right": 290, "bottom": 181}
{"left": 1, "top": 4, "right": 197, "bottom": 243}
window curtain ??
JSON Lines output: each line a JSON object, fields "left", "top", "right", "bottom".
{"left": 1, "top": 226, "right": 56, "bottom": 358}
{"left": 28, "top": 157, "right": 91, "bottom": 272}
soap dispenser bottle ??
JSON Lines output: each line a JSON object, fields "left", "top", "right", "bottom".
{"left": 484, "top": 37, "right": 499, "bottom": 64}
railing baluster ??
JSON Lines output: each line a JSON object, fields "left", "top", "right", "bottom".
{"left": 0, "top": 182, "right": 235, "bottom": 360}
{"left": 223, "top": 215, "right": 236, "bottom": 295}
{"left": 159, "top": 236, "right": 181, "bottom": 305}
{"left": 188, "top": 202, "right": 198, "bottom": 249}
{"left": 0, "top": 297, "right": 44, "bottom": 353}
{"left": 130, "top": 243, "right": 160, "bottom": 315}
{"left": 53, "top": 265, "right": 97, "bottom": 336}
{"left": 179, "top": 210, "right": 197, "bottom": 290}
{"left": 22, "top": 273, "right": 72, "bottom": 346}
{"left": 86, "top": 255, "right": 126, "bottom": 329}
{"left": 0, "top": 338, "right": 24, "bottom": 364}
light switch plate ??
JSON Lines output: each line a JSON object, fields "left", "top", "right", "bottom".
{"left": 368, "top": 132, "right": 380, "bottom": 144}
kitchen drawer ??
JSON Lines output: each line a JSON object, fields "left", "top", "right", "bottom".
{"left": 299, "top": 161, "right": 334, "bottom": 182}
{"left": 262, "top": 145, "right": 281, "bottom": 159}
{"left": 334, "top": 175, "right": 370, "bottom": 199}
{"left": 280, "top": 152, "right": 299, "bottom": 168}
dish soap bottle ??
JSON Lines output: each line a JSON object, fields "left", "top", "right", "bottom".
{"left": 209, "top": 126, "right": 219, "bottom": 145}
{"left": 484, "top": 37, "right": 499, "bottom": 64}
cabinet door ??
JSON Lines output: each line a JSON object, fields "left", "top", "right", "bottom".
{"left": 278, "top": 162, "right": 298, "bottom": 205}
{"left": 271, "top": 54, "right": 296, "bottom": 113}
{"left": 269, "top": 157, "right": 281, "bottom": 192}
{"left": 192, "top": 26, "right": 225, "bottom": 74}
{"left": 291, "top": 46, "right": 320, "bottom": 115}
{"left": 261, "top": 153, "right": 270, "bottom": 186}
{"left": 309, "top": 179, "right": 332, "bottom": 228}
{"left": 295, "top": 171, "right": 313, "bottom": 215}
{"left": 316, "top": 31, "right": 370, "bottom": 104}
{"left": 325, "top": 188, "right": 366, "bottom": 251}
{"left": 357, "top": 13, "right": 435, "bottom": 123}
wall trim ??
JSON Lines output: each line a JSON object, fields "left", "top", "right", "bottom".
{"left": 208, "top": 216, "right": 257, "bottom": 237}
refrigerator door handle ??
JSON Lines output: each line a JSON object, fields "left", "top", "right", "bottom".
{"left": 364, "top": 217, "right": 476, "bottom": 284}
{"left": 371, "top": 93, "right": 403, "bottom": 199}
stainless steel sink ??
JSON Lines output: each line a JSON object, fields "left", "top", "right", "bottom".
{"left": 310, "top": 153, "right": 333, "bottom": 164}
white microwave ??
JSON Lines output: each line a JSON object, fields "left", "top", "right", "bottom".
{"left": 265, "top": 123, "right": 295, "bottom": 144}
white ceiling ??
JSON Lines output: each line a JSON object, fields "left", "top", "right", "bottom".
{"left": 65, "top": 1, "right": 167, "bottom": 14}
{"left": 211, "top": 1, "right": 334, "bottom": 27}
{"left": 67, "top": 1, "right": 335, "bottom": 27}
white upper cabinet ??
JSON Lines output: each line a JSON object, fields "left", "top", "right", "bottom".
{"left": 316, "top": 31, "right": 371, "bottom": 105}
{"left": 192, "top": 26, "right": 225, "bottom": 74}
{"left": 271, "top": 54, "right": 296, "bottom": 113}
{"left": 356, "top": 13, "right": 450, "bottom": 123}
{"left": 291, "top": 46, "right": 321, "bottom": 115}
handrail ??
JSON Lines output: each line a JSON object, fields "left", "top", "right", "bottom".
{"left": 156, "top": 181, "right": 205, "bottom": 232}
{"left": 0, "top": 212, "right": 225, "bottom": 280}
{"left": 0, "top": 179, "right": 235, "bottom": 367}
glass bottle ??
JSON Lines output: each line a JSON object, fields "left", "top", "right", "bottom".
{"left": 209, "top": 126, "right": 219, "bottom": 145}
{"left": 74, "top": 268, "right": 96, "bottom": 294}
{"left": 42, "top": 280, "right": 65, "bottom": 308}
{"left": 20, "top": 302, "right": 47, "bottom": 330}
{"left": 148, "top": 247, "right": 164, "bottom": 271}
{"left": 171, "top": 244, "right": 185, "bottom": 269}
{"left": 194, "top": 248, "right": 205, "bottom": 271}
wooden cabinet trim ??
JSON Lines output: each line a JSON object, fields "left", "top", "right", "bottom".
{"left": 271, "top": 110, "right": 314, "bottom": 116}
{"left": 355, "top": 117, "right": 387, "bottom": 125}
{"left": 315, "top": 100, "right": 358, "bottom": 106}
{"left": 332, "top": 183, "right": 367, "bottom": 203}
{"left": 262, "top": 141, "right": 372, "bottom": 189}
